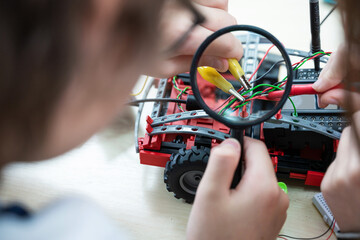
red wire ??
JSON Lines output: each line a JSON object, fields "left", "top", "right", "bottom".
{"left": 248, "top": 44, "right": 275, "bottom": 82}
{"left": 325, "top": 221, "right": 336, "bottom": 240}
{"left": 292, "top": 53, "right": 322, "bottom": 66}
{"left": 277, "top": 237, "right": 288, "bottom": 240}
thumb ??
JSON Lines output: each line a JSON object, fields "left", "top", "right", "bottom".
{"left": 318, "top": 89, "right": 345, "bottom": 108}
{"left": 318, "top": 89, "right": 360, "bottom": 110}
{"left": 200, "top": 138, "right": 241, "bottom": 193}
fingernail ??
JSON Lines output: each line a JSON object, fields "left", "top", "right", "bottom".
{"left": 327, "top": 98, "right": 339, "bottom": 105}
{"left": 213, "top": 59, "right": 226, "bottom": 72}
{"left": 222, "top": 138, "right": 240, "bottom": 151}
{"left": 318, "top": 102, "right": 327, "bottom": 109}
{"left": 317, "top": 98, "right": 325, "bottom": 108}
{"left": 312, "top": 79, "right": 323, "bottom": 91}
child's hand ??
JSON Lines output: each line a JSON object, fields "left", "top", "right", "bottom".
{"left": 315, "top": 44, "right": 360, "bottom": 231}
{"left": 313, "top": 45, "right": 360, "bottom": 109}
{"left": 186, "top": 137, "right": 289, "bottom": 240}
{"left": 313, "top": 45, "right": 347, "bottom": 108}
{"left": 147, "top": 0, "right": 243, "bottom": 78}
{"left": 321, "top": 111, "right": 360, "bottom": 232}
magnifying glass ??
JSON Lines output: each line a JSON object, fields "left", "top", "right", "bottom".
{"left": 190, "top": 25, "right": 293, "bottom": 187}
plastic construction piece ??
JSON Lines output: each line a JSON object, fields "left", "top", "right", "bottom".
{"left": 149, "top": 125, "right": 230, "bottom": 141}
{"left": 133, "top": 73, "right": 346, "bottom": 203}
{"left": 151, "top": 110, "right": 208, "bottom": 127}
{"left": 278, "top": 182, "right": 288, "bottom": 194}
{"left": 134, "top": 77, "right": 155, "bottom": 153}
{"left": 267, "top": 114, "right": 341, "bottom": 139}
{"left": 305, "top": 171, "right": 324, "bottom": 186}
{"left": 151, "top": 78, "right": 169, "bottom": 118}
{"left": 312, "top": 193, "right": 340, "bottom": 235}
{"left": 313, "top": 193, "right": 360, "bottom": 239}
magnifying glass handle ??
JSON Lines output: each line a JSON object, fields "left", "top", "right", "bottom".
{"left": 230, "top": 128, "right": 244, "bottom": 188}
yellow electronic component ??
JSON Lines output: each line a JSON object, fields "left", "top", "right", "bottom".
{"left": 227, "top": 58, "right": 251, "bottom": 91}
{"left": 197, "top": 66, "right": 245, "bottom": 102}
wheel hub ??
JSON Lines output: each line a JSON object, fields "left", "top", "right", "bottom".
{"left": 179, "top": 170, "right": 204, "bottom": 195}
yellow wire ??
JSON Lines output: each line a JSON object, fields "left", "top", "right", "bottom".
{"left": 130, "top": 76, "right": 149, "bottom": 96}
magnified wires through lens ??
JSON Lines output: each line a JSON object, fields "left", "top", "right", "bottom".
{"left": 191, "top": 26, "right": 293, "bottom": 129}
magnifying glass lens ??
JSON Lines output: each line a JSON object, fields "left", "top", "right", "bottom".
{"left": 194, "top": 29, "right": 291, "bottom": 127}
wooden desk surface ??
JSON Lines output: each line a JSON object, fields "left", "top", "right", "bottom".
{"left": 0, "top": 1, "right": 341, "bottom": 239}
{"left": 0, "top": 126, "right": 335, "bottom": 240}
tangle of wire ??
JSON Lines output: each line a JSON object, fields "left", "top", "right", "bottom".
{"left": 218, "top": 50, "right": 332, "bottom": 116}
{"left": 173, "top": 76, "right": 189, "bottom": 112}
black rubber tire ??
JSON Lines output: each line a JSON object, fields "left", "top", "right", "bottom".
{"left": 164, "top": 146, "right": 210, "bottom": 203}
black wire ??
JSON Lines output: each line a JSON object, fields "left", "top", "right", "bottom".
{"left": 251, "top": 60, "right": 285, "bottom": 84}
{"left": 320, "top": 4, "right": 337, "bottom": 26}
{"left": 278, "top": 218, "right": 335, "bottom": 240}
{"left": 128, "top": 98, "right": 187, "bottom": 106}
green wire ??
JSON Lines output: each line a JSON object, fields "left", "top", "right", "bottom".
{"left": 173, "top": 76, "right": 190, "bottom": 111}
{"left": 235, "top": 101, "right": 249, "bottom": 109}
{"left": 288, "top": 97, "right": 298, "bottom": 117}
{"left": 177, "top": 87, "right": 189, "bottom": 99}
{"left": 177, "top": 86, "right": 189, "bottom": 112}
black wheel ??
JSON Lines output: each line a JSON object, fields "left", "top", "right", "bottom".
{"left": 164, "top": 146, "right": 210, "bottom": 203}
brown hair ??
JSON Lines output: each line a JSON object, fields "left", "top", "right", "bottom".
{"left": 338, "top": 0, "right": 360, "bottom": 144}
{"left": 0, "top": 0, "right": 164, "bottom": 166}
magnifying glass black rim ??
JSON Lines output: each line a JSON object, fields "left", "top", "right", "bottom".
{"left": 190, "top": 25, "right": 293, "bottom": 129}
